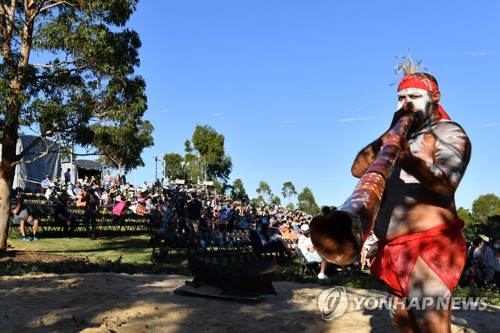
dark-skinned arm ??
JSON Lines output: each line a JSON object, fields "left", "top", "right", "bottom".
{"left": 351, "top": 130, "right": 391, "bottom": 178}
{"left": 397, "top": 123, "right": 472, "bottom": 196}
{"left": 351, "top": 109, "right": 411, "bottom": 178}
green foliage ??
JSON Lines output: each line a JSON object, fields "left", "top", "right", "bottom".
{"left": 297, "top": 187, "right": 320, "bottom": 215}
{"left": 282, "top": 181, "right": 298, "bottom": 204}
{"left": 0, "top": 0, "right": 152, "bottom": 251}
{"left": 164, "top": 153, "right": 185, "bottom": 180}
{"left": 251, "top": 195, "right": 265, "bottom": 207}
{"left": 256, "top": 181, "right": 274, "bottom": 205}
{"left": 190, "top": 125, "right": 232, "bottom": 184}
{"left": 272, "top": 195, "right": 282, "bottom": 206}
{"left": 161, "top": 125, "right": 233, "bottom": 187}
{"left": 468, "top": 194, "right": 500, "bottom": 238}
{"left": 230, "top": 178, "right": 249, "bottom": 202}
{"left": 458, "top": 207, "right": 474, "bottom": 239}
{"left": 93, "top": 119, "right": 154, "bottom": 171}
{"left": 1, "top": 0, "right": 150, "bottom": 155}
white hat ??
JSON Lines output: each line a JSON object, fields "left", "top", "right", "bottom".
{"left": 300, "top": 224, "right": 309, "bottom": 232}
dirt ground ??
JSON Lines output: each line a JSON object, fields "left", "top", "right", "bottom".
{"left": 1, "top": 252, "right": 499, "bottom": 333}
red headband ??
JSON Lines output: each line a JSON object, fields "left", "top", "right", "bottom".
{"left": 398, "top": 74, "right": 439, "bottom": 93}
{"left": 397, "top": 74, "right": 450, "bottom": 120}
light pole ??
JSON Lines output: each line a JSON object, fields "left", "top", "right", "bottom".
{"left": 160, "top": 154, "right": 165, "bottom": 181}
{"left": 153, "top": 155, "right": 159, "bottom": 183}
{"left": 181, "top": 161, "right": 189, "bottom": 184}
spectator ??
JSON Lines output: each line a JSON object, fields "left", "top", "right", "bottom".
{"left": 187, "top": 192, "right": 203, "bottom": 224}
{"left": 73, "top": 180, "right": 83, "bottom": 197}
{"left": 112, "top": 199, "right": 130, "bottom": 225}
{"left": 41, "top": 175, "right": 51, "bottom": 192}
{"left": 482, "top": 237, "right": 496, "bottom": 284}
{"left": 249, "top": 220, "right": 293, "bottom": 265}
{"left": 64, "top": 168, "right": 71, "bottom": 184}
{"left": 81, "top": 187, "right": 100, "bottom": 239}
{"left": 113, "top": 174, "right": 121, "bottom": 186}
{"left": 53, "top": 176, "right": 62, "bottom": 189}
{"left": 54, "top": 191, "right": 78, "bottom": 237}
{"left": 472, "top": 237, "right": 490, "bottom": 286}
{"left": 493, "top": 239, "right": 500, "bottom": 288}
{"left": 120, "top": 172, "right": 127, "bottom": 187}
{"left": 103, "top": 170, "right": 112, "bottom": 190}
{"left": 297, "top": 223, "right": 328, "bottom": 279}
{"left": 11, "top": 193, "right": 40, "bottom": 241}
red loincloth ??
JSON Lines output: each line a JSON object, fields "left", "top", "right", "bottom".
{"left": 370, "top": 219, "right": 466, "bottom": 298}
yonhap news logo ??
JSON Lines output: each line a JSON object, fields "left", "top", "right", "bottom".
{"left": 317, "top": 287, "right": 488, "bottom": 321}
{"left": 317, "top": 287, "right": 349, "bottom": 321}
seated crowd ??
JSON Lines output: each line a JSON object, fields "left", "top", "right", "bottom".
{"left": 12, "top": 171, "right": 375, "bottom": 279}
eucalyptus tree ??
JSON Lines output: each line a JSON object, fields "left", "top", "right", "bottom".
{"left": 187, "top": 125, "right": 232, "bottom": 185}
{"left": 0, "top": 0, "right": 150, "bottom": 251}
{"left": 470, "top": 194, "right": 500, "bottom": 237}
{"left": 230, "top": 178, "right": 248, "bottom": 202}
{"left": 162, "top": 153, "right": 185, "bottom": 181}
{"left": 256, "top": 181, "right": 273, "bottom": 205}
{"left": 282, "top": 181, "right": 297, "bottom": 204}
{"left": 297, "top": 187, "right": 320, "bottom": 215}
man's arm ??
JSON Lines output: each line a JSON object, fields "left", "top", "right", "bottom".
{"left": 351, "top": 110, "right": 410, "bottom": 178}
{"left": 11, "top": 203, "right": 21, "bottom": 215}
{"left": 398, "top": 122, "right": 471, "bottom": 196}
{"left": 351, "top": 130, "right": 392, "bottom": 178}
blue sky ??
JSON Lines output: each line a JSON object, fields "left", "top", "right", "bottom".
{"left": 126, "top": 0, "right": 499, "bottom": 211}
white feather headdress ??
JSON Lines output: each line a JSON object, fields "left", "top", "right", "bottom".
{"left": 394, "top": 54, "right": 428, "bottom": 76}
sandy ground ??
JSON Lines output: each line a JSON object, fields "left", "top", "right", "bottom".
{"left": 0, "top": 273, "right": 499, "bottom": 333}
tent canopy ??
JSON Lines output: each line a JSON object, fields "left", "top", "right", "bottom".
{"left": 75, "top": 159, "right": 103, "bottom": 171}
{"left": 61, "top": 159, "right": 103, "bottom": 184}
{"left": 12, "top": 135, "right": 60, "bottom": 192}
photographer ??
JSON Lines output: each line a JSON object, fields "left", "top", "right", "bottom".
{"left": 11, "top": 193, "right": 40, "bottom": 241}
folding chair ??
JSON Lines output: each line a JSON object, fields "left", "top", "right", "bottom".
{"left": 295, "top": 247, "right": 322, "bottom": 277}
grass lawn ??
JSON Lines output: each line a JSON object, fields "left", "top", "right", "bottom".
{"left": 8, "top": 231, "right": 153, "bottom": 264}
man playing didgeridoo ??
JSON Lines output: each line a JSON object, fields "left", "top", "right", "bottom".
{"left": 351, "top": 57, "right": 471, "bottom": 333}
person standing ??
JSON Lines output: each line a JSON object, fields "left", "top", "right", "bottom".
{"left": 81, "top": 187, "right": 100, "bottom": 239}
{"left": 482, "top": 237, "right": 496, "bottom": 284}
{"left": 351, "top": 57, "right": 471, "bottom": 333}
{"left": 120, "top": 172, "right": 127, "bottom": 185}
{"left": 103, "top": 170, "right": 112, "bottom": 190}
{"left": 64, "top": 168, "right": 71, "bottom": 184}
{"left": 186, "top": 192, "right": 203, "bottom": 225}
{"left": 493, "top": 239, "right": 500, "bottom": 288}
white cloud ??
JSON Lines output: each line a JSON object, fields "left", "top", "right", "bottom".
{"left": 160, "top": 109, "right": 172, "bottom": 113}
{"left": 338, "top": 117, "right": 372, "bottom": 122}
{"left": 453, "top": 51, "right": 486, "bottom": 56}
{"left": 482, "top": 123, "right": 500, "bottom": 127}
{"left": 281, "top": 119, "right": 297, "bottom": 124}
{"left": 213, "top": 113, "right": 223, "bottom": 117}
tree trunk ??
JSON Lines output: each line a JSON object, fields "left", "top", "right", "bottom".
{"left": 0, "top": 172, "right": 14, "bottom": 252}
{"left": 0, "top": 126, "right": 18, "bottom": 252}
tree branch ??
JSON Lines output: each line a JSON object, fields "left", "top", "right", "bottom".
{"left": 13, "top": 136, "right": 59, "bottom": 167}
{"left": 38, "top": 1, "right": 76, "bottom": 14}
